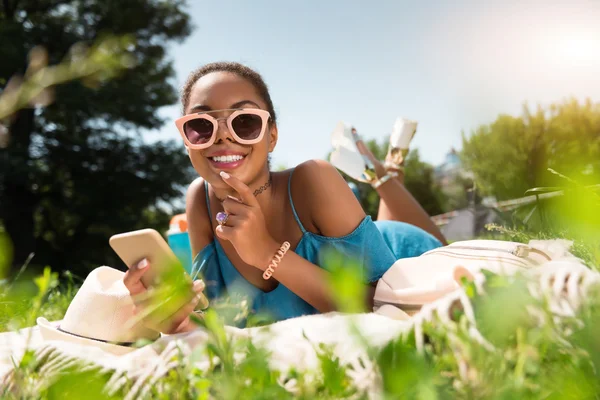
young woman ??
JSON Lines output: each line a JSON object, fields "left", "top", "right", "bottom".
{"left": 124, "top": 62, "right": 445, "bottom": 333}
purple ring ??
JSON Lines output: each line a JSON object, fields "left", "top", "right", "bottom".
{"left": 216, "top": 211, "right": 229, "bottom": 226}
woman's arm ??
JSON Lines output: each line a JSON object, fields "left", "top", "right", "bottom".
{"left": 186, "top": 177, "right": 214, "bottom": 257}
{"left": 253, "top": 160, "right": 377, "bottom": 312}
{"left": 256, "top": 240, "right": 377, "bottom": 313}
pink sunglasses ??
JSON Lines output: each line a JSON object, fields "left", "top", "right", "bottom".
{"left": 175, "top": 108, "right": 271, "bottom": 149}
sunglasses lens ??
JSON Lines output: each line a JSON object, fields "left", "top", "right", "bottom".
{"left": 184, "top": 118, "right": 214, "bottom": 145}
{"left": 231, "top": 113, "right": 263, "bottom": 140}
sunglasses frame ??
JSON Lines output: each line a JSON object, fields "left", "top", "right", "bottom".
{"left": 175, "top": 108, "right": 271, "bottom": 149}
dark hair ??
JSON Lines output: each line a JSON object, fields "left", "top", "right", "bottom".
{"left": 181, "top": 62, "right": 277, "bottom": 123}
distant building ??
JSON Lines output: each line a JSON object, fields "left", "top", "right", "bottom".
{"left": 431, "top": 149, "right": 503, "bottom": 241}
{"left": 433, "top": 148, "right": 473, "bottom": 204}
{"left": 433, "top": 148, "right": 471, "bottom": 189}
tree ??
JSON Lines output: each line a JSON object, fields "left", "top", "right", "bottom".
{"left": 0, "top": 0, "right": 195, "bottom": 276}
{"left": 336, "top": 138, "right": 448, "bottom": 218}
{"left": 461, "top": 99, "right": 600, "bottom": 200}
{"left": 402, "top": 149, "right": 448, "bottom": 216}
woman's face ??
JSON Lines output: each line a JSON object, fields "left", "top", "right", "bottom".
{"left": 184, "top": 72, "right": 277, "bottom": 188}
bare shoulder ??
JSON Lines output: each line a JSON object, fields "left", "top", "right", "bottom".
{"left": 292, "top": 159, "right": 342, "bottom": 186}
{"left": 186, "top": 177, "right": 206, "bottom": 206}
{"left": 291, "top": 160, "right": 366, "bottom": 237}
{"left": 185, "top": 177, "right": 213, "bottom": 256}
{"left": 292, "top": 160, "right": 355, "bottom": 200}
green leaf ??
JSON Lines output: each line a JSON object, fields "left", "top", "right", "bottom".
{"left": 322, "top": 249, "right": 367, "bottom": 313}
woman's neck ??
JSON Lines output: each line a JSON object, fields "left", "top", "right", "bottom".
{"left": 212, "top": 170, "right": 275, "bottom": 208}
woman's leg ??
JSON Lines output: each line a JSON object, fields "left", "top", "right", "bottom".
{"left": 374, "top": 173, "right": 447, "bottom": 244}
{"left": 354, "top": 136, "right": 447, "bottom": 244}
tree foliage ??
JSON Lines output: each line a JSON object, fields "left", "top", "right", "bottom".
{"left": 461, "top": 98, "right": 600, "bottom": 200}
{"left": 402, "top": 149, "right": 449, "bottom": 216}
{"left": 0, "top": 0, "right": 195, "bottom": 276}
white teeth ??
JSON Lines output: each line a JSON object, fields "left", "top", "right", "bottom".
{"left": 211, "top": 155, "right": 244, "bottom": 163}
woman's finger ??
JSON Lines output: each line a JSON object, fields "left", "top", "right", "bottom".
{"left": 219, "top": 171, "right": 259, "bottom": 207}
{"left": 123, "top": 258, "right": 150, "bottom": 295}
{"left": 215, "top": 224, "right": 235, "bottom": 240}
{"left": 159, "top": 294, "right": 201, "bottom": 333}
{"left": 217, "top": 213, "right": 245, "bottom": 227}
{"left": 193, "top": 280, "right": 209, "bottom": 310}
{"left": 131, "top": 297, "right": 163, "bottom": 332}
{"left": 222, "top": 197, "right": 249, "bottom": 215}
{"left": 193, "top": 279, "right": 205, "bottom": 293}
{"left": 131, "top": 286, "right": 159, "bottom": 306}
{"left": 133, "top": 288, "right": 197, "bottom": 333}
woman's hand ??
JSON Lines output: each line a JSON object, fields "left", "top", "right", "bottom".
{"left": 123, "top": 258, "right": 206, "bottom": 334}
{"left": 351, "top": 128, "right": 386, "bottom": 178}
{"left": 215, "top": 171, "right": 279, "bottom": 269}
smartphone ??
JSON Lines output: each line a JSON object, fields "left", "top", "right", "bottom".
{"left": 109, "top": 229, "right": 185, "bottom": 286}
{"left": 109, "top": 228, "right": 209, "bottom": 310}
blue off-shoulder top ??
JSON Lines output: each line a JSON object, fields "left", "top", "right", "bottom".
{"left": 191, "top": 169, "right": 441, "bottom": 323}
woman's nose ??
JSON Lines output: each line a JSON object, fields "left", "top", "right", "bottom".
{"left": 214, "top": 118, "right": 234, "bottom": 143}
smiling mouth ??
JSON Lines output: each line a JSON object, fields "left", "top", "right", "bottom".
{"left": 209, "top": 154, "right": 246, "bottom": 163}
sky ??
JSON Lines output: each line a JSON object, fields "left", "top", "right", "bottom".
{"left": 147, "top": 0, "right": 600, "bottom": 168}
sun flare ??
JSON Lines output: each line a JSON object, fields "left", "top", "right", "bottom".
{"left": 555, "top": 33, "right": 600, "bottom": 66}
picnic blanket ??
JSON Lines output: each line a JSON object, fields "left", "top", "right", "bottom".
{"left": 1, "top": 312, "right": 409, "bottom": 398}
{"left": 1, "top": 247, "right": 599, "bottom": 398}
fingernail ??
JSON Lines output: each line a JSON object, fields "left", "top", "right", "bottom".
{"left": 220, "top": 171, "right": 230, "bottom": 179}
{"left": 137, "top": 258, "right": 149, "bottom": 269}
{"left": 227, "top": 195, "right": 241, "bottom": 202}
{"left": 193, "top": 280, "right": 205, "bottom": 291}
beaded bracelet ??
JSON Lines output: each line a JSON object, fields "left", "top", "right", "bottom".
{"left": 263, "top": 241, "right": 291, "bottom": 280}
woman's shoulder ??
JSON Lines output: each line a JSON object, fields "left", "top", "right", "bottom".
{"left": 186, "top": 177, "right": 208, "bottom": 213}
{"left": 291, "top": 159, "right": 345, "bottom": 191}
{"left": 290, "top": 159, "right": 366, "bottom": 237}
{"left": 186, "top": 177, "right": 213, "bottom": 255}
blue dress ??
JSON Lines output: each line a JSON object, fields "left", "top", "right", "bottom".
{"left": 191, "top": 170, "right": 441, "bottom": 323}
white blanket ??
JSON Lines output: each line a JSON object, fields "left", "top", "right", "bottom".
{"left": 1, "top": 312, "right": 409, "bottom": 398}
